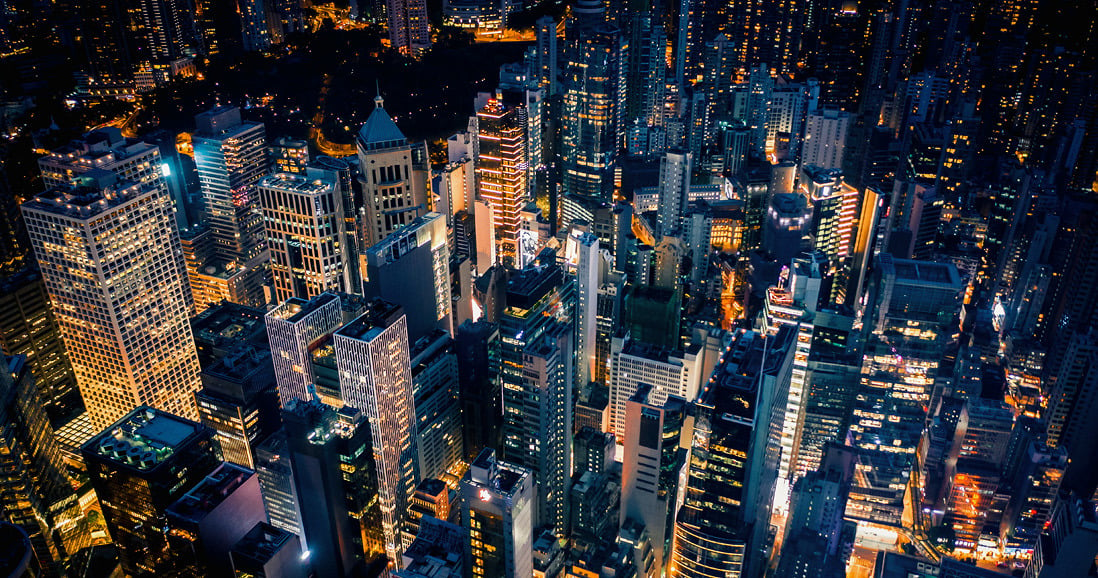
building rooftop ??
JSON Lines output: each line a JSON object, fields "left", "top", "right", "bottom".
{"left": 257, "top": 172, "right": 334, "bottom": 195}
{"left": 358, "top": 97, "right": 407, "bottom": 150}
{"left": 882, "top": 254, "right": 962, "bottom": 288}
{"left": 335, "top": 299, "right": 403, "bottom": 342}
{"left": 230, "top": 522, "right": 299, "bottom": 565}
{"left": 84, "top": 406, "right": 207, "bottom": 471}
{"left": 166, "top": 462, "right": 256, "bottom": 523}
{"left": 191, "top": 301, "right": 267, "bottom": 348}
{"left": 506, "top": 262, "right": 564, "bottom": 310}
{"left": 266, "top": 293, "right": 341, "bottom": 324}
{"left": 22, "top": 171, "right": 152, "bottom": 220}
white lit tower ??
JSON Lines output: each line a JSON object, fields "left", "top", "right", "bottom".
{"left": 21, "top": 170, "right": 201, "bottom": 429}
{"left": 334, "top": 301, "right": 419, "bottom": 566}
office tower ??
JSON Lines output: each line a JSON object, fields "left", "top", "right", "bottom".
{"left": 79, "top": 0, "right": 137, "bottom": 84}
{"left": 624, "top": 9, "right": 667, "bottom": 128}
{"left": 620, "top": 387, "right": 688, "bottom": 575}
{"left": 283, "top": 400, "right": 379, "bottom": 575}
{"left": 195, "top": 344, "right": 280, "bottom": 469}
{"left": 364, "top": 212, "right": 452, "bottom": 341}
{"left": 607, "top": 334, "right": 702, "bottom": 441}
{"left": 386, "top": 0, "right": 430, "bottom": 55}
{"left": 334, "top": 301, "right": 419, "bottom": 565}
{"left": 498, "top": 262, "right": 575, "bottom": 532}
{"left": 779, "top": 445, "right": 855, "bottom": 577}
{"left": 22, "top": 172, "right": 201, "bottom": 429}
{"left": 271, "top": 137, "right": 310, "bottom": 174}
{"left": 572, "top": 230, "right": 600, "bottom": 388}
{"left": 802, "top": 109, "right": 852, "bottom": 171}
{"left": 461, "top": 448, "right": 535, "bottom": 578}
{"left": 1003, "top": 443, "right": 1067, "bottom": 552}
{"left": 455, "top": 320, "right": 502, "bottom": 461}
{"left": 535, "top": 16, "right": 558, "bottom": 93}
{"left": 669, "top": 328, "right": 793, "bottom": 578}
{"left": 569, "top": 466, "right": 620, "bottom": 555}
{"left": 763, "top": 193, "right": 812, "bottom": 264}
{"left": 192, "top": 106, "right": 270, "bottom": 307}
{"left": 229, "top": 522, "right": 308, "bottom": 578}
{"left": 410, "top": 332, "right": 463, "bottom": 482}
{"left": 657, "top": 150, "right": 692, "bottom": 236}
{"left": 407, "top": 478, "right": 452, "bottom": 536}
{"left": 82, "top": 407, "right": 221, "bottom": 576}
{"left": 240, "top": 0, "right": 273, "bottom": 51}
{"left": 396, "top": 516, "right": 467, "bottom": 578}
{"left": 0, "top": 356, "right": 81, "bottom": 572}
{"left": 0, "top": 267, "right": 79, "bottom": 425}
{"left": 254, "top": 433, "right": 304, "bottom": 540}
{"left": 265, "top": 292, "right": 343, "bottom": 406}
{"left": 259, "top": 171, "right": 350, "bottom": 303}
{"left": 356, "top": 95, "right": 432, "bottom": 247}
{"left": 561, "top": 21, "right": 623, "bottom": 201}
{"left": 1046, "top": 330, "right": 1098, "bottom": 496}
{"left": 476, "top": 99, "right": 528, "bottom": 268}
{"left": 165, "top": 463, "right": 268, "bottom": 577}
{"left": 848, "top": 255, "right": 961, "bottom": 526}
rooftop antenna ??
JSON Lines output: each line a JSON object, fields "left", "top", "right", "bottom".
{"left": 374, "top": 80, "right": 383, "bottom": 108}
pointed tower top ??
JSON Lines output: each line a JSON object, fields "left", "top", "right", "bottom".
{"left": 375, "top": 80, "right": 383, "bottom": 108}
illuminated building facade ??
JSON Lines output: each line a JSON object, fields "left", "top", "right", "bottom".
{"left": 409, "top": 332, "right": 463, "bottom": 482}
{"left": 0, "top": 356, "right": 81, "bottom": 572}
{"left": 607, "top": 335, "right": 702, "bottom": 442}
{"left": 802, "top": 109, "right": 852, "bottom": 172}
{"left": 364, "top": 212, "right": 452, "bottom": 342}
{"left": 477, "top": 99, "right": 528, "bottom": 268}
{"left": 334, "top": 301, "right": 420, "bottom": 565}
{"left": 81, "top": 407, "right": 220, "bottom": 576}
{"left": 265, "top": 292, "right": 344, "bottom": 406}
{"left": 848, "top": 255, "right": 961, "bottom": 526}
{"left": 386, "top": 0, "right": 431, "bottom": 55}
{"left": 21, "top": 174, "right": 201, "bottom": 429}
{"left": 194, "top": 344, "right": 280, "bottom": 469}
{"left": 356, "top": 96, "right": 432, "bottom": 248}
{"left": 499, "top": 261, "right": 575, "bottom": 532}
{"left": 461, "top": 448, "right": 535, "bottom": 578}
{"left": 192, "top": 106, "right": 271, "bottom": 307}
{"left": 259, "top": 171, "right": 349, "bottom": 303}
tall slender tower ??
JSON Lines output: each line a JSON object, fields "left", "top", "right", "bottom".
{"left": 192, "top": 106, "right": 271, "bottom": 307}
{"left": 21, "top": 171, "right": 201, "bottom": 429}
{"left": 476, "top": 98, "right": 528, "bottom": 268}
{"left": 258, "top": 171, "right": 349, "bottom": 303}
{"left": 334, "top": 300, "right": 419, "bottom": 566}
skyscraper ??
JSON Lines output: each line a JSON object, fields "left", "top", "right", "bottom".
{"left": 356, "top": 95, "right": 432, "bottom": 248}
{"left": 657, "top": 150, "right": 693, "bottom": 236}
{"left": 476, "top": 98, "right": 528, "bottom": 268}
{"left": 22, "top": 172, "right": 201, "bottom": 429}
{"left": 194, "top": 344, "right": 280, "bottom": 469}
{"left": 562, "top": 19, "right": 623, "bottom": 201}
{"left": 265, "top": 292, "right": 344, "bottom": 406}
{"left": 608, "top": 335, "right": 703, "bottom": 442}
{"left": 802, "top": 109, "right": 852, "bottom": 172}
{"left": 461, "top": 448, "right": 536, "bottom": 578}
{"left": 0, "top": 356, "right": 81, "bottom": 573}
{"left": 259, "top": 170, "right": 350, "bottom": 302}
{"left": 386, "top": 0, "right": 431, "bottom": 55}
{"left": 364, "top": 211, "right": 452, "bottom": 342}
{"left": 192, "top": 106, "right": 271, "bottom": 307}
{"left": 82, "top": 407, "right": 221, "bottom": 576}
{"left": 334, "top": 300, "right": 420, "bottom": 565}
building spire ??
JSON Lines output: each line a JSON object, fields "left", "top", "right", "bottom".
{"left": 375, "top": 80, "right": 383, "bottom": 109}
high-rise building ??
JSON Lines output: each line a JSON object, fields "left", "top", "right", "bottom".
{"left": 364, "top": 212, "right": 452, "bottom": 341}
{"left": 455, "top": 320, "right": 502, "bottom": 461}
{"left": 271, "top": 137, "right": 310, "bottom": 174}
{"left": 22, "top": 172, "right": 201, "bottom": 429}
{"left": 561, "top": 21, "right": 623, "bottom": 201}
{"left": 476, "top": 99, "right": 528, "bottom": 268}
{"left": 265, "top": 292, "right": 344, "bottom": 406}
{"left": 82, "top": 407, "right": 221, "bottom": 576}
{"left": 283, "top": 399, "right": 380, "bottom": 575}
{"left": 254, "top": 433, "right": 304, "bottom": 540}
{"left": 657, "top": 150, "right": 693, "bottom": 236}
{"left": 192, "top": 106, "right": 271, "bottom": 307}
{"left": 608, "top": 335, "right": 703, "bottom": 442}
{"left": 386, "top": 0, "right": 431, "bottom": 55}
{"left": 498, "top": 261, "right": 575, "bottom": 532}
{"left": 259, "top": 171, "right": 350, "bottom": 303}
{"left": 461, "top": 448, "right": 535, "bottom": 578}
{"left": 848, "top": 255, "right": 961, "bottom": 526}
{"left": 194, "top": 344, "right": 280, "bottom": 469}
{"left": 802, "top": 109, "right": 852, "bottom": 172}
{"left": 164, "top": 462, "right": 268, "bottom": 577}
{"left": 669, "top": 328, "right": 794, "bottom": 578}
{"left": 0, "top": 356, "right": 81, "bottom": 573}
{"left": 620, "top": 386, "right": 688, "bottom": 575}
{"left": 569, "top": 229, "right": 600, "bottom": 388}
{"left": 334, "top": 300, "right": 420, "bottom": 565}
{"left": 410, "top": 331, "right": 463, "bottom": 482}
{"left": 356, "top": 95, "right": 432, "bottom": 248}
